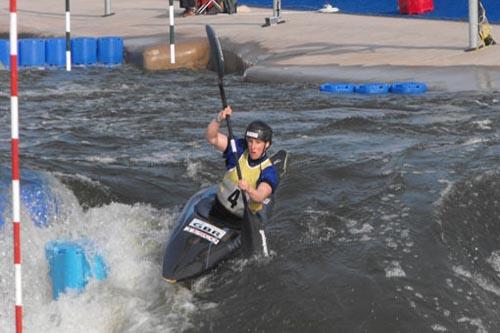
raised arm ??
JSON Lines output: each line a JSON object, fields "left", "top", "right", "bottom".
{"left": 206, "top": 106, "right": 233, "bottom": 152}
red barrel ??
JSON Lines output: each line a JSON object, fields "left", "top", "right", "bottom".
{"left": 398, "top": 0, "right": 434, "bottom": 15}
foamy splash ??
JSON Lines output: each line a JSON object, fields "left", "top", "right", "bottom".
{"left": 385, "top": 261, "right": 406, "bottom": 278}
{"left": 0, "top": 174, "right": 202, "bottom": 332}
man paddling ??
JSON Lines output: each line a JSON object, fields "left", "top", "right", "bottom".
{"left": 206, "top": 106, "right": 279, "bottom": 224}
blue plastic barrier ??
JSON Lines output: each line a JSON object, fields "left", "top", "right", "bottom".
{"left": 91, "top": 255, "right": 108, "bottom": 280}
{"left": 20, "top": 176, "right": 52, "bottom": 228}
{"left": 0, "top": 167, "right": 54, "bottom": 229}
{"left": 320, "top": 83, "right": 355, "bottom": 94}
{"left": 355, "top": 83, "right": 390, "bottom": 94}
{"left": 3, "top": 37, "right": 124, "bottom": 68}
{"left": 97, "top": 36, "right": 123, "bottom": 65}
{"left": 0, "top": 39, "right": 9, "bottom": 68}
{"left": 45, "top": 240, "right": 108, "bottom": 300}
{"left": 320, "top": 81, "right": 428, "bottom": 95}
{"left": 19, "top": 39, "right": 46, "bottom": 67}
{"left": 45, "top": 38, "right": 66, "bottom": 67}
{"left": 71, "top": 37, "right": 97, "bottom": 65}
{"left": 390, "top": 82, "right": 428, "bottom": 94}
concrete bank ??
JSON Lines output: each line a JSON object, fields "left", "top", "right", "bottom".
{"left": 1, "top": 0, "right": 500, "bottom": 91}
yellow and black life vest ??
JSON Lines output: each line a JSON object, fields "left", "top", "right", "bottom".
{"left": 216, "top": 151, "right": 273, "bottom": 217}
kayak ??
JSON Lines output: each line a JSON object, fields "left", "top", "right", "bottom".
{"left": 162, "top": 150, "right": 288, "bottom": 283}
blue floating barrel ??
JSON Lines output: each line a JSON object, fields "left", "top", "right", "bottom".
{"left": 1, "top": 168, "right": 53, "bottom": 228}
{"left": 46, "top": 241, "right": 88, "bottom": 299}
{"left": 355, "top": 83, "right": 390, "bottom": 94}
{"left": 45, "top": 38, "right": 66, "bottom": 67}
{"left": 91, "top": 254, "right": 108, "bottom": 280}
{"left": 390, "top": 82, "right": 428, "bottom": 94}
{"left": 21, "top": 176, "right": 52, "bottom": 228}
{"left": 97, "top": 36, "right": 123, "bottom": 65}
{"left": 71, "top": 37, "right": 97, "bottom": 65}
{"left": 45, "top": 240, "right": 108, "bottom": 300}
{"left": 320, "top": 82, "right": 355, "bottom": 94}
{"left": 19, "top": 39, "right": 46, "bottom": 67}
{"left": 0, "top": 39, "right": 9, "bottom": 69}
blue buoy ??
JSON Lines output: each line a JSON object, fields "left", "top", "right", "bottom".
{"left": 45, "top": 38, "right": 66, "bottom": 67}
{"left": 91, "top": 254, "right": 108, "bottom": 280}
{"left": 20, "top": 176, "right": 52, "bottom": 228}
{"left": 355, "top": 83, "right": 390, "bottom": 94}
{"left": 320, "top": 82, "right": 355, "bottom": 94}
{"left": 0, "top": 167, "right": 55, "bottom": 229}
{"left": 390, "top": 82, "right": 428, "bottom": 94}
{"left": 45, "top": 240, "right": 108, "bottom": 300}
{"left": 71, "top": 37, "right": 97, "bottom": 65}
{"left": 0, "top": 39, "right": 9, "bottom": 69}
{"left": 97, "top": 36, "right": 123, "bottom": 65}
{"left": 19, "top": 39, "right": 46, "bottom": 67}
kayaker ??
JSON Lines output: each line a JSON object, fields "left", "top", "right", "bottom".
{"left": 206, "top": 105, "right": 279, "bottom": 222}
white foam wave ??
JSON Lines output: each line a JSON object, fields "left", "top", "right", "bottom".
{"left": 431, "top": 324, "right": 448, "bottom": 331}
{"left": 385, "top": 261, "right": 406, "bottom": 278}
{"left": 0, "top": 175, "right": 201, "bottom": 332}
{"left": 381, "top": 214, "right": 399, "bottom": 222}
{"left": 486, "top": 250, "right": 500, "bottom": 275}
{"left": 186, "top": 159, "right": 203, "bottom": 180}
{"left": 457, "top": 317, "right": 488, "bottom": 333}
{"left": 348, "top": 223, "right": 373, "bottom": 235}
{"left": 453, "top": 265, "right": 500, "bottom": 297}
{"left": 130, "top": 151, "right": 177, "bottom": 165}
{"left": 472, "top": 119, "right": 492, "bottom": 130}
{"left": 434, "top": 179, "right": 454, "bottom": 215}
{"left": 302, "top": 208, "right": 338, "bottom": 244}
{"left": 462, "top": 137, "right": 489, "bottom": 146}
{"left": 52, "top": 172, "right": 106, "bottom": 188}
{"left": 84, "top": 156, "right": 117, "bottom": 164}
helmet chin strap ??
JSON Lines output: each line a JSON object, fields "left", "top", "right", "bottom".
{"left": 264, "top": 142, "right": 271, "bottom": 154}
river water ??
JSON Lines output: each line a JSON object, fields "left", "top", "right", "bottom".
{"left": 0, "top": 66, "right": 500, "bottom": 332}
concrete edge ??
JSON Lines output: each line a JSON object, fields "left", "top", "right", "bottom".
{"left": 3, "top": 31, "right": 500, "bottom": 92}
{"left": 244, "top": 64, "right": 500, "bottom": 92}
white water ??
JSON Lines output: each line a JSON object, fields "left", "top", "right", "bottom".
{"left": 0, "top": 174, "right": 202, "bottom": 332}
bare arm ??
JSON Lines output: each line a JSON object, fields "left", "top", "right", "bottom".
{"left": 238, "top": 180, "right": 272, "bottom": 204}
{"left": 206, "top": 106, "right": 232, "bottom": 152}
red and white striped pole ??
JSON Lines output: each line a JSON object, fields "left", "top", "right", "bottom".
{"left": 10, "top": 0, "right": 23, "bottom": 332}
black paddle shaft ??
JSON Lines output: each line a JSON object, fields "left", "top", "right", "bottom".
{"left": 207, "top": 25, "right": 245, "bottom": 186}
{"left": 206, "top": 25, "right": 263, "bottom": 256}
{"left": 218, "top": 80, "right": 227, "bottom": 108}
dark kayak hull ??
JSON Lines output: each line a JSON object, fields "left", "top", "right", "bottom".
{"left": 162, "top": 186, "right": 242, "bottom": 282}
{"left": 162, "top": 150, "right": 288, "bottom": 283}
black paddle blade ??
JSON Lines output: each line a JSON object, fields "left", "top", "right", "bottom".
{"left": 205, "top": 25, "right": 225, "bottom": 81}
{"left": 241, "top": 209, "right": 265, "bottom": 257}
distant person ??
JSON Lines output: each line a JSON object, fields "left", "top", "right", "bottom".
{"left": 479, "top": 0, "right": 496, "bottom": 47}
{"left": 180, "top": 0, "right": 196, "bottom": 17}
{"left": 223, "top": 0, "right": 237, "bottom": 14}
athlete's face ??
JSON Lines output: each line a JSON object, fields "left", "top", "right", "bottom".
{"left": 246, "top": 137, "right": 268, "bottom": 160}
